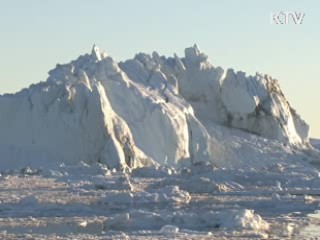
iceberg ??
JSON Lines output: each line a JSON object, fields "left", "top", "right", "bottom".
{"left": 0, "top": 45, "right": 316, "bottom": 170}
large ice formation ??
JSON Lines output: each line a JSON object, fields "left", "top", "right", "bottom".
{"left": 0, "top": 45, "right": 313, "bottom": 170}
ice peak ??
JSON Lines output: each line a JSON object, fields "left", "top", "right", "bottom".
{"left": 91, "top": 44, "right": 101, "bottom": 61}
{"left": 91, "top": 44, "right": 108, "bottom": 61}
{"left": 184, "top": 44, "right": 201, "bottom": 58}
{"left": 184, "top": 44, "right": 210, "bottom": 68}
{"left": 193, "top": 43, "right": 200, "bottom": 52}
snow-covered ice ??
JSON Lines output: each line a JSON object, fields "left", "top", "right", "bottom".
{"left": 0, "top": 163, "right": 319, "bottom": 239}
{"left": 0, "top": 45, "right": 319, "bottom": 239}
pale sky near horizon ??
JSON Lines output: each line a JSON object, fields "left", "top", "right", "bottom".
{"left": 0, "top": 0, "right": 319, "bottom": 137}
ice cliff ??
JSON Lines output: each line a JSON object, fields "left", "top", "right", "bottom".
{"left": 0, "top": 45, "right": 313, "bottom": 170}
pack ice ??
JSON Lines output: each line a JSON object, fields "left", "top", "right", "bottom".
{"left": 0, "top": 44, "right": 316, "bottom": 170}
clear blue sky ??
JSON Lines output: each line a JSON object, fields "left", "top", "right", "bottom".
{"left": 0, "top": 0, "right": 319, "bottom": 137}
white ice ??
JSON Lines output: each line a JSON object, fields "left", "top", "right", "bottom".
{"left": 0, "top": 45, "right": 319, "bottom": 239}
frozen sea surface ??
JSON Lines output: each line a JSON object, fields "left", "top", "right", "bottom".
{"left": 0, "top": 163, "right": 320, "bottom": 239}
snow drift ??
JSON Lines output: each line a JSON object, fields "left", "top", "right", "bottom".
{"left": 0, "top": 45, "right": 314, "bottom": 170}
